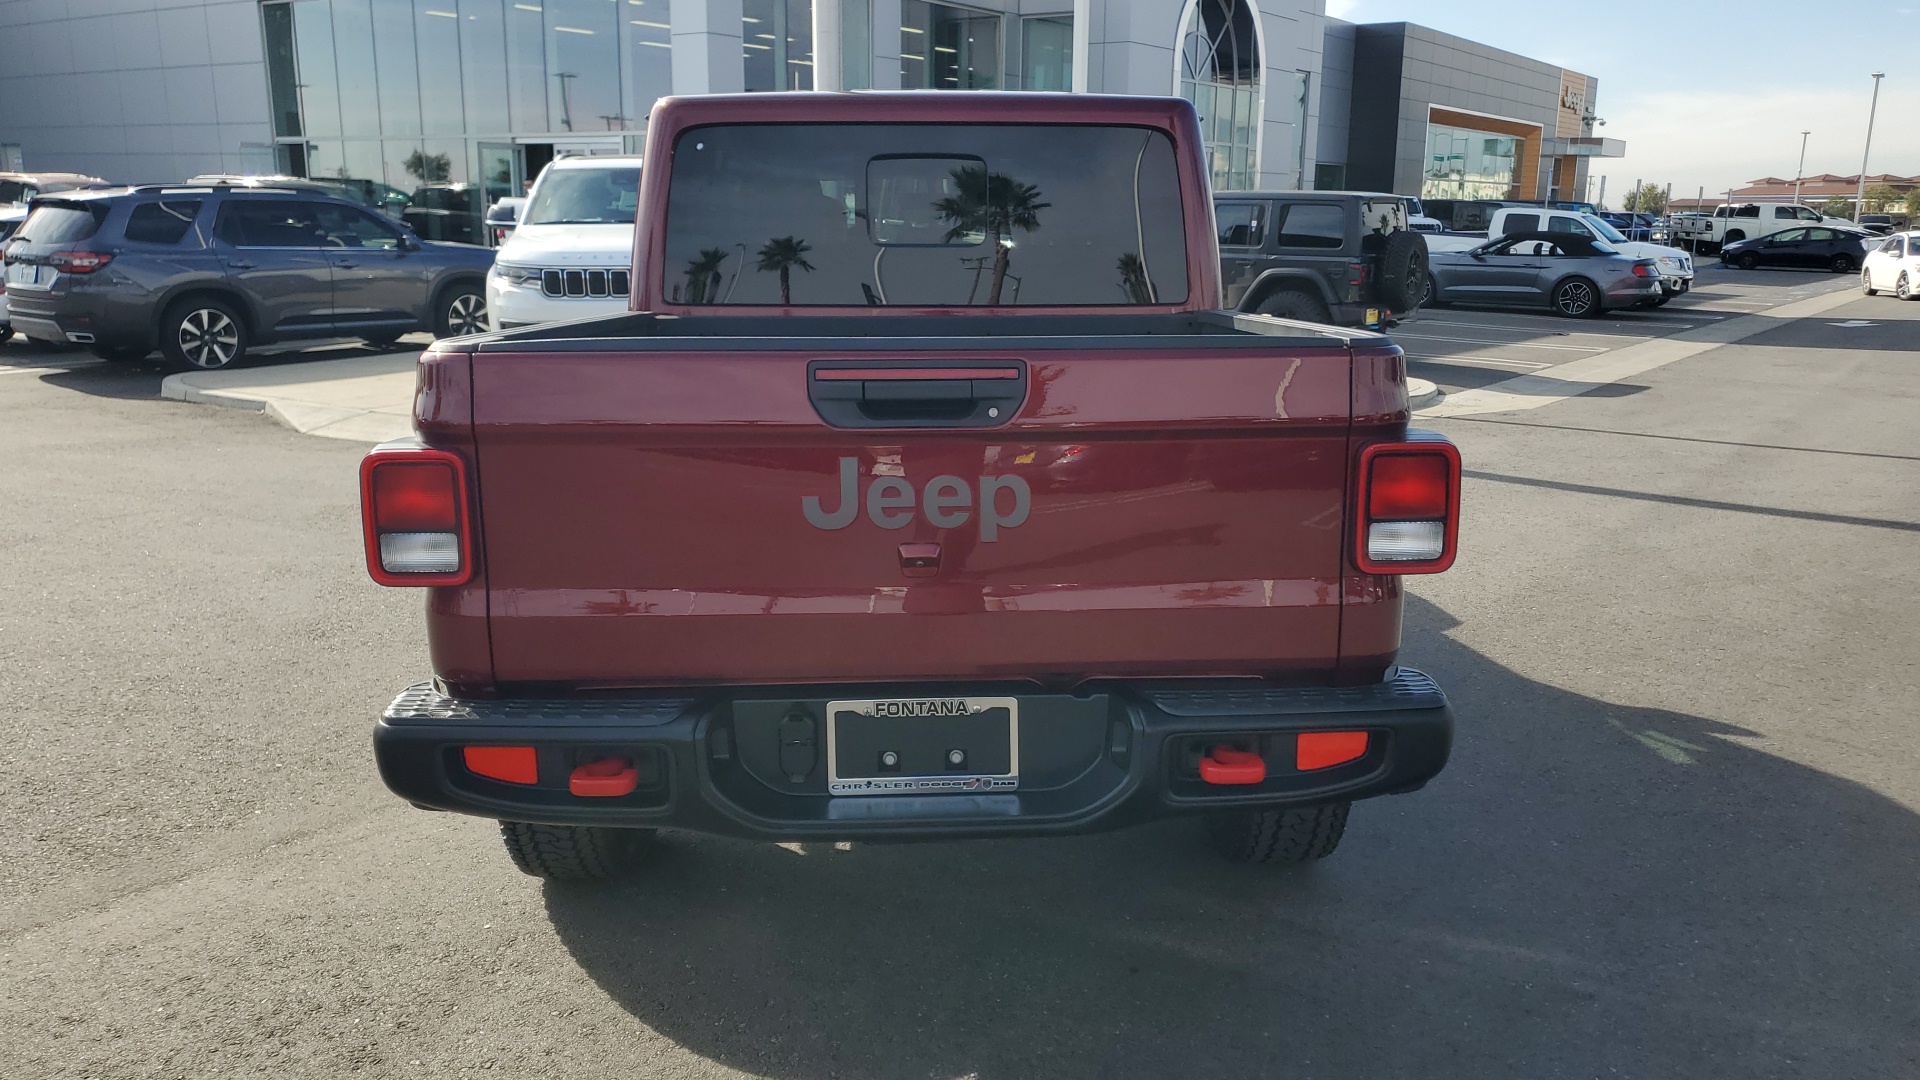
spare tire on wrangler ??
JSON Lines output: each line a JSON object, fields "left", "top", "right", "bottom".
{"left": 1376, "top": 230, "right": 1430, "bottom": 311}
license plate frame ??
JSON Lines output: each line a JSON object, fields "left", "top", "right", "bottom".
{"left": 4, "top": 261, "right": 46, "bottom": 287}
{"left": 825, "top": 696, "right": 1019, "bottom": 797}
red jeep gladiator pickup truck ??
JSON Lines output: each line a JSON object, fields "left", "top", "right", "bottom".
{"left": 361, "top": 93, "right": 1460, "bottom": 880}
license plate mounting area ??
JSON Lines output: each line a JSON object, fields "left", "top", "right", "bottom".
{"left": 825, "top": 696, "right": 1018, "bottom": 797}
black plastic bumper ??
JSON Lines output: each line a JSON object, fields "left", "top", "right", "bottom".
{"left": 373, "top": 669, "right": 1454, "bottom": 841}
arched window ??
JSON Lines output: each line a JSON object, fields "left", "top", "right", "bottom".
{"left": 1177, "top": 0, "right": 1262, "bottom": 191}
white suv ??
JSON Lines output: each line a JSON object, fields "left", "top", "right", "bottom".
{"left": 486, "top": 156, "right": 641, "bottom": 331}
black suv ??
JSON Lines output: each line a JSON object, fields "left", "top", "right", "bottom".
{"left": 1213, "top": 191, "right": 1429, "bottom": 329}
{"left": 0, "top": 185, "right": 495, "bottom": 370}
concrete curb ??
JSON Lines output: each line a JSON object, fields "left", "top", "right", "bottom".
{"left": 1408, "top": 377, "right": 1442, "bottom": 411}
{"left": 160, "top": 353, "right": 418, "bottom": 444}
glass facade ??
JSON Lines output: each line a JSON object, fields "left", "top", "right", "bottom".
{"left": 262, "top": 0, "right": 671, "bottom": 242}
{"left": 902, "top": 1, "right": 1001, "bottom": 90}
{"left": 1021, "top": 16, "right": 1072, "bottom": 91}
{"left": 1422, "top": 124, "right": 1520, "bottom": 200}
{"left": 743, "top": 0, "right": 816, "bottom": 91}
{"left": 1177, "top": 0, "right": 1260, "bottom": 191}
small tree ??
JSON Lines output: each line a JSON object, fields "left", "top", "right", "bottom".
{"left": 755, "top": 236, "right": 814, "bottom": 305}
{"left": 1904, "top": 188, "right": 1920, "bottom": 222}
{"left": 403, "top": 149, "right": 451, "bottom": 183}
{"left": 1621, "top": 182, "right": 1667, "bottom": 214}
{"left": 1820, "top": 195, "right": 1853, "bottom": 219}
{"left": 1862, "top": 183, "right": 1899, "bottom": 214}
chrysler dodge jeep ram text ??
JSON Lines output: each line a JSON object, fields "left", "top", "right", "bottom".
{"left": 361, "top": 93, "right": 1462, "bottom": 880}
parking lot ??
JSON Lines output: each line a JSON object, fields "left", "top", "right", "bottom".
{"left": 1402, "top": 263, "right": 1859, "bottom": 395}
{"left": 1, "top": 263, "right": 1916, "bottom": 1078}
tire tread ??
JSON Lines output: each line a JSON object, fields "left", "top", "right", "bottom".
{"left": 498, "top": 821, "right": 638, "bottom": 881}
{"left": 1207, "top": 802, "right": 1350, "bottom": 864}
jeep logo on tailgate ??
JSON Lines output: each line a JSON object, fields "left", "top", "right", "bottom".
{"left": 803, "top": 457, "right": 1030, "bottom": 540}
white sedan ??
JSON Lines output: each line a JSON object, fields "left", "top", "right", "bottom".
{"left": 1861, "top": 231, "right": 1920, "bottom": 300}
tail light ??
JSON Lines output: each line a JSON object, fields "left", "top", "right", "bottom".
{"left": 1347, "top": 260, "right": 1369, "bottom": 287}
{"left": 49, "top": 251, "right": 113, "bottom": 273}
{"left": 359, "top": 447, "right": 474, "bottom": 586}
{"left": 1631, "top": 262, "right": 1655, "bottom": 278}
{"left": 1354, "top": 436, "right": 1460, "bottom": 575}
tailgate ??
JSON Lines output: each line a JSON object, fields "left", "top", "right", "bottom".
{"left": 470, "top": 344, "right": 1357, "bottom": 686}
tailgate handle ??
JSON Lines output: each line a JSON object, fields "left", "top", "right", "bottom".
{"left": 808, "top": 360, "right": 1026, "bottom": 429}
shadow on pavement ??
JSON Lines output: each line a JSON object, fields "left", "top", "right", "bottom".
{"left": 27, "top": 338, "right": 422, "bottom": 402}
{"left": 540, "top": 595, "right": 1920, "bottom": 1079}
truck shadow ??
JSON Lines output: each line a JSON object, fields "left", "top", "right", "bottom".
{"left": 541, "top": 594, "right": 1920, "bottom": 1079}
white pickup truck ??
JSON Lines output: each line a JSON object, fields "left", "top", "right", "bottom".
{"left": 1666, "top": 203, "right": 1856, "bottom": 252}
{"left": 1428, "top": 207, "right": 1695, "bottom": 305}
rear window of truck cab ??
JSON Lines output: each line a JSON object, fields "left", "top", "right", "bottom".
{"left": 663, "top": 124, "right": 1190, "bottom": 306}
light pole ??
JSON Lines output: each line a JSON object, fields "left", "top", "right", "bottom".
{"left": 1794, "top": 130, "right": 1810, "bottom": 206}
{"left": 1854, "top": 73, "right": 1884, "bottom": 221}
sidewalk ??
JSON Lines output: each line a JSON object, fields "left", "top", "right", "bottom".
{"left": 160, "top": 352, "right": 417, "bottom": 443}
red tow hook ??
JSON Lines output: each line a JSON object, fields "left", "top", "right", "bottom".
{"left": 1199, "top": 746, "right": 1267, "bottom": 786}
{"left": 569, "top": 756, "right": 638, "bottom": 797}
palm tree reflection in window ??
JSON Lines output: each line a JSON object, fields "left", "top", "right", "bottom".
{"left": 756, "top": 236, "right": 815, "bottom": 305}
{"left": 683, "top": 248, "right": 730, "bottom": 304}
{"left": 1117, "top": 253, "right": 1155, "bottom": 304}
{"left": 933, "top": 166, "right": 1049, "bottom": 306}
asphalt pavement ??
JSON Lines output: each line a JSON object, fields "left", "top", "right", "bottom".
{"left": 2, "top": 274, "right": 1916, "bottom": 1078}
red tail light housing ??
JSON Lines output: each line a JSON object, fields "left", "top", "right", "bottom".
{"left": 1631, "top": 262, "right": 1655, "bottom": 278}
{"left": 1354, "top": 436, "right": 1461, "bottom": 575}
{"left": 359, "top": 447, "right": 474, "bottom": 586}
{"left": 49, "top": 251, "right": 113, "bottom": 273}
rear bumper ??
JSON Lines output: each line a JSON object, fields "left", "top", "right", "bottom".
{"left": 373, "top": 669, "right": 1454, "bottom": 841}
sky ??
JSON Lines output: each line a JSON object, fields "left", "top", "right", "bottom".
{"left": 1325, "top": 0, "right": 1917, "bottom": 205}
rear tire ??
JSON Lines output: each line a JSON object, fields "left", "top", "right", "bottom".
{"left": 1732, "top": 252, "right": 1759, "bottom": 270}
{"left": 161, "top": 297, "right": 249, "bottom": 371}
{"left": 1551, "top": 277, "right": 1603, "bottom": 318}
{"left": 1899, "top": 272, "right": 1915, "bottom": 301}
{"left": 1254, "top": 288, "right": 1332, "bottom": 324}
{"left": 1829, "top": 253, "right": 1857, "bottom": 274}
{"left": 499, "top": 821, "right": 651, "bottom": 881}
{"left": 434, "top": 283, "right": 488, "bottom": 338}
{"left": 0, "top": 325, "right": 13, "bottom": 344}
{"left": 1861, "top": 267, "right": 1877, "bottom": 295}
{"left": 1208, "top": 802, "right": 1350, "bottom": 864}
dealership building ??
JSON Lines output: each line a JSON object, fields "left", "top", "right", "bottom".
{"left": 0, "top": 0, "right": 1619, "bottom": 230}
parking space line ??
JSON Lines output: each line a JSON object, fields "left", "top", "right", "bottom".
{"left": 1395, "top": 333, "right": 1608, "bottom": 352}
{"left": 1406, "top": 354, "right": 1552, "bottom": 370}
{"left": 1418, "top": 318, "right": 1659, "bottom": 338}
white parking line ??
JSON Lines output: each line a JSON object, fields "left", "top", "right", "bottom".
{"left": 1394, "top": 333, "right": 1609, "bottom": 352}
{"left": 1406, "top": 354, "right": 1552, "bottom": 370}
{"left": 1419, "top": 317, "right": 1661, "bottom": 338}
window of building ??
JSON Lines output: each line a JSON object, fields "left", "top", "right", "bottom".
{"left": 1177, "top": 0, "right": 1261, "bottom": 192}
{"left": 260, "top": 0, "right": 669, "bottom": 244}
{"left": 902, "top": 1, "right": 1001, "bottom": 90}
{"left": 1022, "top": 16, "right": 1072, "bottom": 91}
{"left": 1313, "top": 163, "right": 1347, "bottom": 190}
{"left": 744, "top": 0, "right": 815, "bottom": 91}
{"left": 1422, "top": 125, "right": 1520, "bottom": 201}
